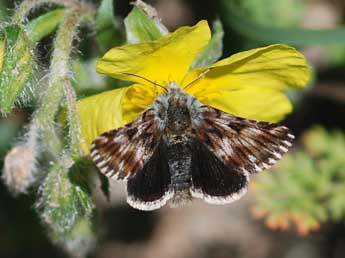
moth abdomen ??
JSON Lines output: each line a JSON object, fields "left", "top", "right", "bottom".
{"left": 171, "top": 171, "right": 190, "bottom": 191}
{"left": 165, "top": 136, "right": 193, "bottom": 205}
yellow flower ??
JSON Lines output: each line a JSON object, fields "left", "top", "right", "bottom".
{"left": 78, "top": 20, "right": 309, "bottom": 155}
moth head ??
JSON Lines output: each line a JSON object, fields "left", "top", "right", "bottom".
{"left": 167, "top": 81, "right": 180, "bottom": 90}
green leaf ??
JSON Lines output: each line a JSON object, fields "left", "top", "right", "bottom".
{"left": 50, "top": 217, "right": 97, "bottom": 258}
{"left": 0, "top": 25, "right": 34, "bottom": 114}
{"left": 96, "top": 0, "right": 123, "bottom": 51}
{"left": 38, "top": 162, "right": 96, "bottom": 256}
{"left": 96, "top": 0, "right": 116, "bottom": 30}
{"left": 220, "top": 1, "right": 345, "bottom": 47}
{"left": 124, "top": 6, "right": 168, "bottom": 43}
{"left": 37, "top": 162, "right": 94, "bottom": 235}
{"left": 192, "top": 19, "right": 224, "bottom": 68}
{"left": 25, "top": 9, "right": 65, "bottom": 43}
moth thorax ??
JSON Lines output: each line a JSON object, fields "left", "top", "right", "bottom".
{"left": 166, "top": 102, "right": 191, "bottom": 134}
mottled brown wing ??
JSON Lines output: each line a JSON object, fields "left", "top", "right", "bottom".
{"left": 90, "top": 108, "right": 161, "bottom": 180}
{"left": 196, "top": 106, "right": 294, "bottom": 175}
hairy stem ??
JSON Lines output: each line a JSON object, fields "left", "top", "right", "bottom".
{"left": 31, "top": 9, "right": 87, "bottom": 158}
{"left": 63, "top": 80, "right": 82, "bottom": 159}
{"left": 36, "top": 10, "right": 79, "bottom": 123}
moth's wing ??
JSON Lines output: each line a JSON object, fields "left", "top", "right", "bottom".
{"left": 90, "top": 108, "right": 161, "bottom": 180}
{"left": 197, "top": 106, "right": 294, "bottom": 175}
{"left": 126, "top": 141, "right": 173, "bottom": 211}
{"left": 190, "top": 140, "right": 249, "bottom": 204}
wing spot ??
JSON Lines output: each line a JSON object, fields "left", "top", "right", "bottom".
{"left": 279, "top": 146, "right": 288, "bottom": 152}
{"left": 254, "top": 164, "right": 262, "bottom": 172}
{"left": 283, "top": 140, "right": 292, "bottom": 147}
{"left": 287, "top": 133, "right": 295, "bottom": 139}
{"left": 268, "top": 158, "right": 276, "bottom": 165}
{"left": 91, "top": 149, "right": 99, "bottom": 158}
{"left": 273, "top": 152, "right": 282, "bottom": 159}
{"left": 261, "top": 163, "right": 270, "bottom": 170}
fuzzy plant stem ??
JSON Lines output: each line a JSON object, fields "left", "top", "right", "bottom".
{"left": 62, "top": 80, "right": 82, "bottom": 159}
{"left": 31, "top": 8, "right": 87, "bottom": 157}
{"left": 12, "top": 0, "right": 80, "bottom": 24}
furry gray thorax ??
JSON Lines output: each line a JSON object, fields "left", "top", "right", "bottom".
{"left": 151, "top": 81, "right": 203, "bottom": 132}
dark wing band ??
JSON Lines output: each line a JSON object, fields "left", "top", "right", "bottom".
{"left": 126, "top": 141, "right": 172, "bottom": 210}
{"left": 190, "top": 140, "right": 248, "bottom": 204}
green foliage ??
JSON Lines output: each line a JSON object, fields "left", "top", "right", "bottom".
{"left": 191, "top": 20, "right": 224, "bottom": 69}
{"left": 37, "top": 163, "right": 94, "bottom": 234}
{"left": 220, "top": 0, "right": 345, "bottom": 47}
{"left": 0, "top": 25, "right": 34, "bottom": 114}
{"left": 234, "top": 0, "right": 306, "bottom": 27}
{"left": 50, "top": 217, "right": 96, "bottom": 258}
{"left": 26, "top": 9, "right": 65, "bottom": 42}
{"left": 252, "top": 126, "right": 345, "bottom": 235}
{"left": 0, "top": 0, "right": 9, "bottom": 22}
{"left": 96, "top": 0, "right": 123, "bottom": 51}
{"left": 37, "top": 162, "right": 95, "bottom": 256}
{"left": 0, "top": 1, "right": 96, "bottom": 256}
{"left": 124, "top": 6, "right": 168, "bottom": 43}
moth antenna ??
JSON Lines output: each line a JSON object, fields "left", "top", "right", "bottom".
{"left": 183, "top": 68, "right": 211, "bottom": 90}
{"left": 122, "top": 72, "right": 167, "bottom": 92}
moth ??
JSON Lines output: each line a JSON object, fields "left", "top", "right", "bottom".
{"left": 91, "top": 80, "right": 294, "bottom": 211}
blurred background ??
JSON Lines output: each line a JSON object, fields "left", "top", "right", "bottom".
{"left": 1, "top": 0, "right": 345, "bottom": 258}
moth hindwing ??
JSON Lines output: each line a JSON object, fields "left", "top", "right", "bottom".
{"left": 91, "top": 82, "right": 294, "bottom": 210}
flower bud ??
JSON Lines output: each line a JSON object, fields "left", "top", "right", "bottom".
{"left": 2, "top": 145, "right": 37, "bottom": 194}
{"left": 0, "top": 25, "right": 34, "bottom": 114}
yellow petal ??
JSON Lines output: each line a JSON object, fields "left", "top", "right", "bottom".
{"left": 199, "top": 87, "right": 292, "bottom": 122}
{"left": 184, "top": 44, "right": 309, "bottom": 122}
{"left": 122, "top": 83, "right": 156, "bottom": 124}
{"left": 185, "top": 44, "right": 309, "bottom": 91}
{"left": 77, "top": 87, "right": 128, "bottom": 155}
{"left": 96, "top": 20, "right": 210, "bottom": 86}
